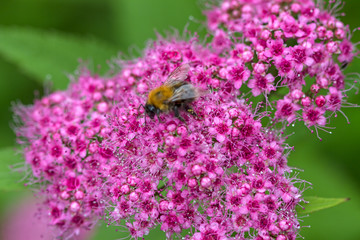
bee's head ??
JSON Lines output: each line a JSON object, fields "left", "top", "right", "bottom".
{"left": 144, "top": 103, "right": 156, "bottom": 119}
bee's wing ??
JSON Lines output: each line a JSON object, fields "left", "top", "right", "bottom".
{"left": 166, "top": 84, "right": 200, "bottom": 102}
{"left": 164, "top": 63, "right": 190, "bottom": 87}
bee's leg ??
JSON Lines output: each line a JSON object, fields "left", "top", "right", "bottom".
{"left": 174, "top": 105, "right": 185, "bottom": 122}
{"left": 139, "top": 104, "right": 146, "bottom": 125}
{"left": 138, "top": 104, "right": 145, "bottom": 112}
{"left": 156, "top": 109, "right": 162, "bottom": 123}
{"left": 156, "top": 114, "right": 162, "bottom": 123}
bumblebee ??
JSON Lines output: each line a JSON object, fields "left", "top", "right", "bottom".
{"left": 144, "top": 63, "right": 201, "bottom": 122}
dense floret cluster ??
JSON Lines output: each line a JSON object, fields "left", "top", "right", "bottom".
{"left": 105, "top": 89, "right": 303, "bottom": 240}
{"left": 101, "top": 38, "right": 304, "bottom": 239}
{"left": 204, "top": 0, "right": 359, "bottom": 134}
{"left": 14, "top": 71, "right": 121, "bottom": 238}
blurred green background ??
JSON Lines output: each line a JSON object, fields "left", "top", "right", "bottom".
{"left": 0, "top": 0, "right": 359, "bottom": 239}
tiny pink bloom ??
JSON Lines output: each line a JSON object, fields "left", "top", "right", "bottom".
{"left": 248, "top": 73, "right": 276, "bottom": 96}
{"left": 303, "top": 107, "right": 326, "bottom": 126}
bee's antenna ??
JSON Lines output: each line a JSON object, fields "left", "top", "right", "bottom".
{"left": 156, "top": 109, "right": 162, "bottom": 123}
{"left": 138, "top": 104, "right": 147, "bottom": 125}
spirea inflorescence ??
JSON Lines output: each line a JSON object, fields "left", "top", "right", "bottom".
{"left": 101, "top": 37, "right": 306, "bottom": 239}
{"left": 14, "top": 70, "right": 124, "bottom": 238}
{"left": 204, "top": 0, "right": 359, "bottom": 137}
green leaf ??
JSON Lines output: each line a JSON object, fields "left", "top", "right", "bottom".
{"left": 0, "top": 147, "right": 26, "bottom": 191}
{"left": 297, "top": 196, "right": 349, "bottom": 215}
{"left": 0, "top": 26, "right": 118, "bottom": 90}
{"left": 109, "top": 0, "right": 206, "bottom": 53}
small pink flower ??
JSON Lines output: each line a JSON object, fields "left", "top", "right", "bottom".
{"left": 227, "top": 64, "right": 251, "bottom": 89}
{"left": 325, "top": 87, "right": 343, "bottom": 112}
{"left": 303, "top": 107, "right": 326, "bottom": 126}
{"left": 275, "top": 98, "right": 301, "bottom": 123}
{"left": 212, "top": 29, "right": 231, "bottom": 52}
{"left": 248, "top": 73, "right": 275, "bottom": 96}
{"left": 338, "top": 39, "right": 355, "bottom": 63}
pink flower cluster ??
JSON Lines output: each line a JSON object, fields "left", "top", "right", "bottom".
{"left": 101, "top": 38, "right": 305, "bottom": 239}
{"left": 14, "top": 36, "right": 306, "bottom": 239}
{"left": 14, "top": 70, "right": 122, "bottom": 238}
{"left": 105, "top": 91, "right": 302, "bottom": 240}
{"left": 204, "top": 0, "right": 359, "bottom": 132}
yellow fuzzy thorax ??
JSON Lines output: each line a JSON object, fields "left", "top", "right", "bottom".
{"left": 147, "top": 85, "right": 174, "bottom": 111}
